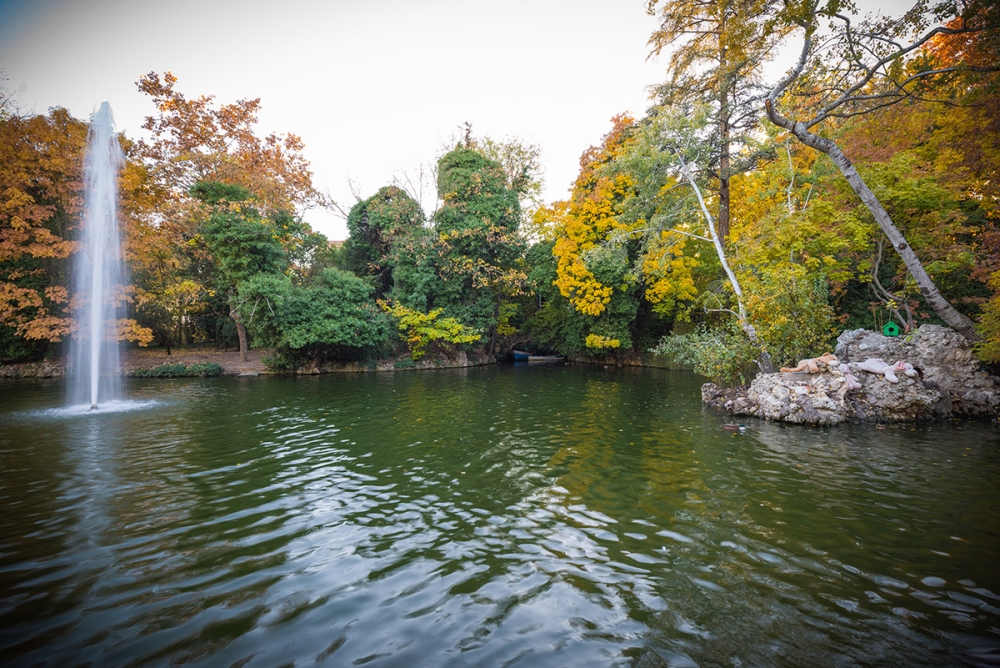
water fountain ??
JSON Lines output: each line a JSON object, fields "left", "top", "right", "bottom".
{"left": 67, "top": 102, "right": 126, "bottom": 410}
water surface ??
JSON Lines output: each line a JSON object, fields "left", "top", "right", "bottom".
{"left": 1, "top": 365, "right": 998, "bottom": 667}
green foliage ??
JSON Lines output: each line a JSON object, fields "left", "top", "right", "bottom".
{"left": 425, "top": 147, "right": 527, "bottom": 340}
{"left": 385, "top": 147, "right": 528, "bottom": 349}
{"left": 651, "top": 323, "right": 759, "bottom": 386}
{"left": 436, "top": 148, "right": 520, "bottom": 234}
{"left": 343, "top": 186, "right": 425, "bottom": 297}
{"left": 389, "top": 226, "right": 444, "bottom": 313}
{"left": 238, "top": 267, "right": 391, "bottom": 366}
{"left": 743, "top": 271, "right": 838, "bottom": 368}
{"left": 0, "top": 323, "right": 47, "bottom": 362}
{"left": 382, "top": 302, "right": 482, "bottom": 360}
{"left": 195, "top": 185, "right": 287, "bottom": 288}
{"left": 129, "top": 362, "right": 223, "bottom": 377}
{"left": 189, "top": 181, "right": 252, "bottom": 205}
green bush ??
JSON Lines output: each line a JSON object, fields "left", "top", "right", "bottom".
{"left": 185, "top": 362, "right": 224, "bottom": 376}
{"left": 238, "top": 267, "right": 393, "bottom": 368}
{"left": 651, "top": 323, "right": 759, "bottom": 387}
{"left": 130, "top": 362, "right": 223, "bottom": 378}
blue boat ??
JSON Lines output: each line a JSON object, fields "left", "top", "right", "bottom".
{"left": 511, "top": 350, "right": 530, "bottom": 361}
{"left": 528, "top": 355, "right": 565, "bottom": 364}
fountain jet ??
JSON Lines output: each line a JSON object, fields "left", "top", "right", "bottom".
{"left": 68, "top": 103, "right": 126, "bottom": 409}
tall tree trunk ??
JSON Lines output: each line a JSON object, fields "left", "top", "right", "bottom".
{"left": 718, "top": 150, "right": 731, "bottom": 243}
{"left": 229, "top": 290, "right": 249, "bottom": 362}
{"left": 766, "top": 104, "right": 979, "bottom": 343}
{"left": 717, "top": 27, "right": 731, "bottom": 244}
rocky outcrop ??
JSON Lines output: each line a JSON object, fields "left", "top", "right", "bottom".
{"left": 835, "top": 325, "right": 1000, "bottom": 416}
{"left": 703, "top": 325, "right": 1000, "bottom": 424}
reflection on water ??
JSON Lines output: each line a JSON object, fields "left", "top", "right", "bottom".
{"left": 0, "top": 367, "right": 998, "bottom": 667}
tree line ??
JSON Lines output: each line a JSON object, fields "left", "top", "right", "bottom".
{"left": 1, "top": 0, "right": 997, "bottom": 382}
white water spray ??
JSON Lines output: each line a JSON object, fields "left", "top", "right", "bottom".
{"left": 68, "top": 103, "right": 126, "bottom": 410}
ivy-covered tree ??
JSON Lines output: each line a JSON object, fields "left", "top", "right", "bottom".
{"left": 342, "top": 185, "right": 425, "bottom": 297}
{"left": 430, "top": 146, "right": 526, "bottom": 352}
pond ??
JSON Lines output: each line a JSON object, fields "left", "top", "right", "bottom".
{"left": 1, "top": 365, "right": 998, "bottom": 667}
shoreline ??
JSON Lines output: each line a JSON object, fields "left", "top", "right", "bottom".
{"left": 0, "top": 346, "right": 496, "bottom": 378}
{"left": 0, "top": 347, "right": 269, "bottom": 378}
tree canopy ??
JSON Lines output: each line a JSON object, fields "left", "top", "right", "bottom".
{"left": 1, "top": 6, "right": 998, "bottom": 375}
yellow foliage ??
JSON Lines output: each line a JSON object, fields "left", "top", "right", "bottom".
{"left": 551, "top": 171, "right": 636, "bottom": 317}
{"left": 546, "top": 116, "right": 641, "bottom": 318}
{"left": 976, "top": 271, "right": 1000, "bottom": 362}
{"left": 729, "top": 147, "right": 860, "bottom": 288}
{"left": 380, "top": 301, "right": 481, "bottom": 360}
{"left": 640, "top": 232, "right": 699, "bottom": 315}
{"left": 585, "top": 334, "right": 621, "bottom": 349}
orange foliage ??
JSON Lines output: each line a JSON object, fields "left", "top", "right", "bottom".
{"left": 136, "top": 72, "right": 326, "bottom": 223}
{"left": 0, "top": 108, "right": 84, "bottom": 341}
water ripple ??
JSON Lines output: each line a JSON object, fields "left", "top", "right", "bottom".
{"left": 0, "top": 369, "right": 998, "bottom": 667}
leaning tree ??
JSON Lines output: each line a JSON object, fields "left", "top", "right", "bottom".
{"left": 764, "top": 0, "right": 998, "bottom": 342}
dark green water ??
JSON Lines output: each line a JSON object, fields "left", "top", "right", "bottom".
{"left": 1, "top": 365, "right": 999, "bottom": 667}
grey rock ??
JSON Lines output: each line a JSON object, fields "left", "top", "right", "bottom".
{"left": 706, "top": 325, "right": 1000, "bottom": 424}
{"left": 837, "top": 325, "right": 1000, "bottom": 416}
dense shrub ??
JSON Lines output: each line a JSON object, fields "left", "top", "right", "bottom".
{"left": 651, "top": 323, "right": 759, "bottom": 386}
{"left": 129, "top": 362, "right": 223, "bottom": 378}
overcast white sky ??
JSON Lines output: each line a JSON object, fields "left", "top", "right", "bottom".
{"left": 0, "top": 0, "right": 916, "bottom": 239}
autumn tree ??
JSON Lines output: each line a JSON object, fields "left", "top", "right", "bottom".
{"left": 132, "top": 72, "right": 331, "bottom": 349}
{"left": 726, "top": 135, "right": 846, "bottom": 365}
{"left": 920, "top": 6, "right": 1000, "bottom": 355}
{"left": 0, "top": 104, "right": 158, "bottom": 360}
{"left": 544, "top": 114, "right": 668, "bottom": 354}
{"left": 610, "top": 105, "right": 775, "bottom": 374}
{"left": 136, "top": 72, "right": 325, "bottom": 220}
{"left": 0, "top": 108, "right": 83, "bottom": 358}
{"left": 647, "top": 0, "right": 784, "bottom": 241}
{"left": 763, "top": 0, "right": 998, "bottom": 342}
